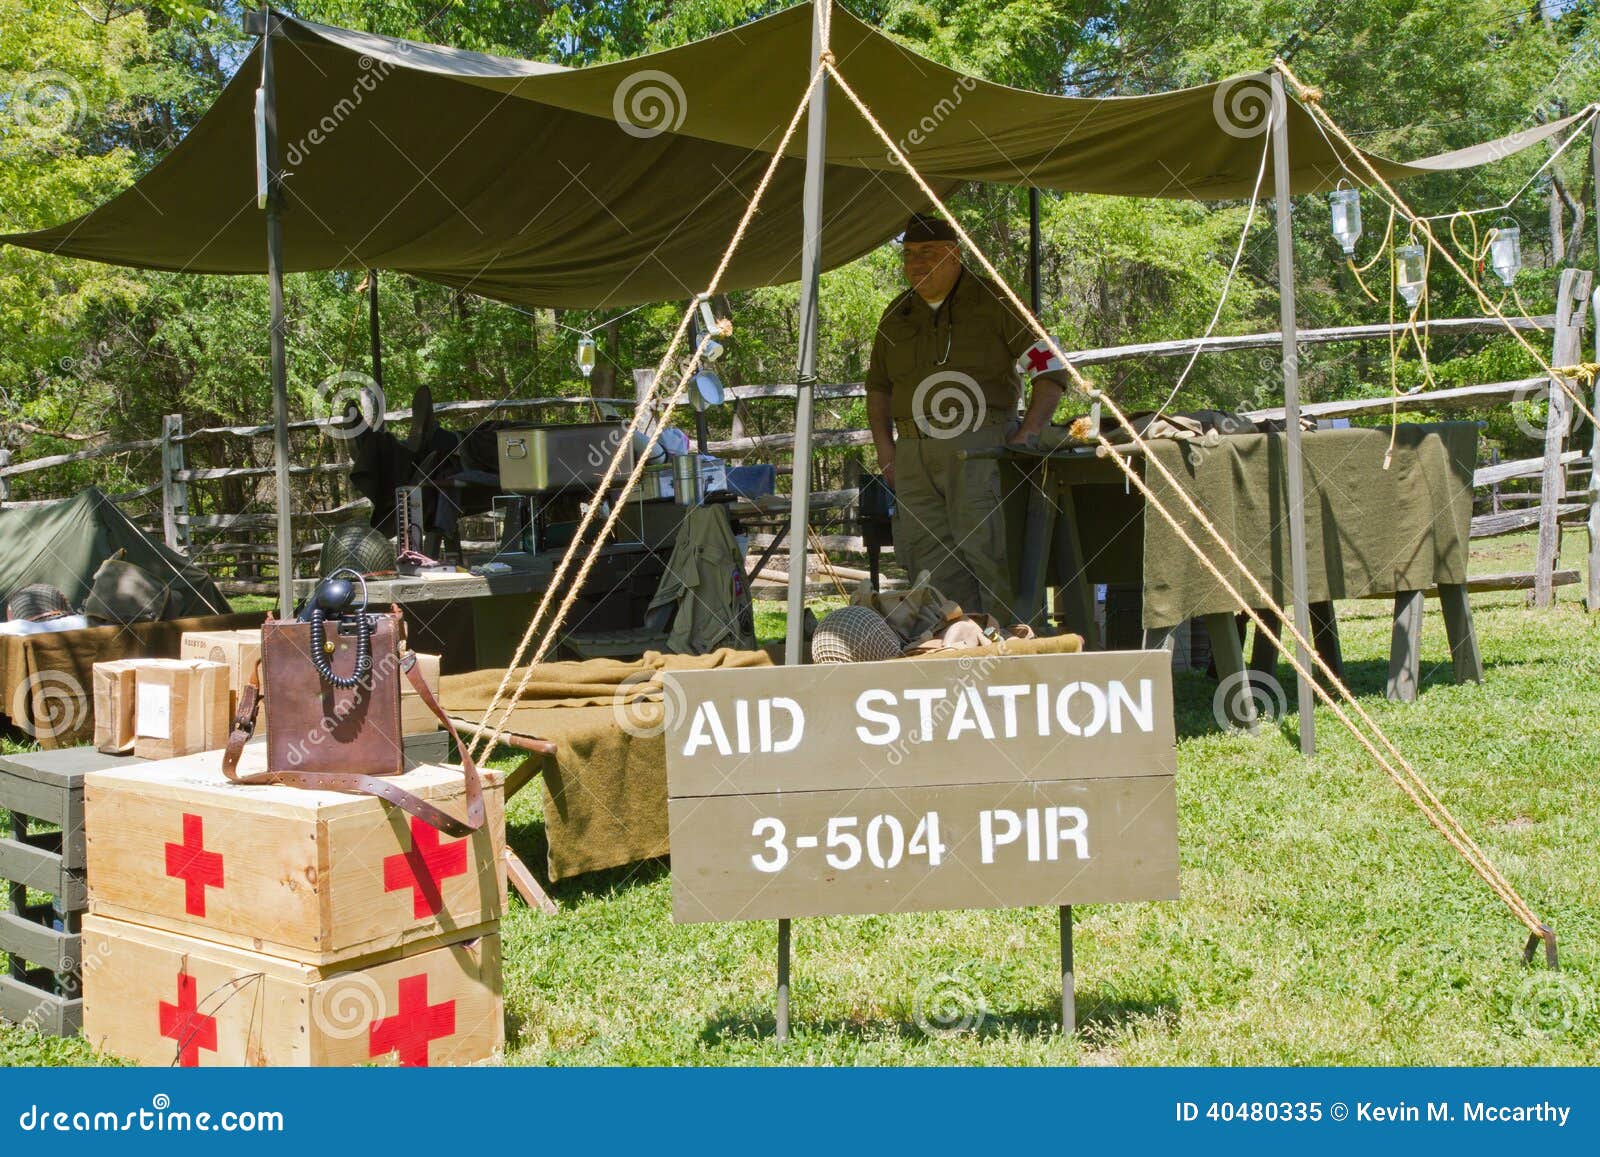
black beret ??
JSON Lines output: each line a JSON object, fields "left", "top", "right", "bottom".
{"left": 901, "top": 213, "right": 959, "bottom": 244}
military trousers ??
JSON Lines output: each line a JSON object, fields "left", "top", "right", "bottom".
{"left": 891, "top": 417, "right": 1016, "bottom": 622}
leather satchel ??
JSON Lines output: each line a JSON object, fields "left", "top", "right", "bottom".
{"left": 221, "top": 605, "right": 485, "bottom": 838}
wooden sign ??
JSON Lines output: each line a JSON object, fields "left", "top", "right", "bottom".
{"left": 665, "top": 649, "right": 1178, "bottom": 923}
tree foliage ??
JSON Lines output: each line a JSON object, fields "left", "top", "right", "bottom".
{"left": 2, "top": 0, "right": 1597, "bottom": 504}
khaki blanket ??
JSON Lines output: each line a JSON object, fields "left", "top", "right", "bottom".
{"left": 442, "top": 648, "right": 772, "bottom": 881}
{"left": 1005, "top": 422, "right": 1477, "bottom": 629}
{"left": 0, "top": 612, "right": 266, "bottom": 749}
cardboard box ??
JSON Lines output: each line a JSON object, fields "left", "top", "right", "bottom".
{"left": 92, "top": 659, "right": 146, "bottom": 753}
{"left": 401, "top": 652, "right": 442, "bottom": 735}
{"left": 84, "top": 744, "right": 504, "bottom": 964}
{"left": 180, "top": 628, "right": 265, "bottom": 736}
{"left": 131, "top": 660, "right": 230, "bottom": 761}
{"left": 82, "top": 915, "right": 502, "bottom": 1067}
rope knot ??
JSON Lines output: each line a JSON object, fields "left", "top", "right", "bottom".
{"left": 819, "top": 49, "right": 836, "bottom": 66}
{"left": 713, "top": 317, "right": 733, "bottom": 338}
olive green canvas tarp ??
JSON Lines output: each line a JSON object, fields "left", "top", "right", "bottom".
{"left": 2, "top": 5, "right": 1582, "bottom": 308}
{"left": 1005, "top": 422, "right": 1477, "bottom": 629}
{"left": 0, "top": 487, "right": 229, "bottom": 620}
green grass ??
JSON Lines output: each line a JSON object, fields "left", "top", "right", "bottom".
{"left": 5, "top": 532, "right": 1599, "bottom": 1065}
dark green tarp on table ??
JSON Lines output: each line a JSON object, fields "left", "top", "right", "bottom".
{"left": 2, "top": 4, "right": 1583, "bottom": 308}
{"left": 0, "top": 487, "right": 229, "bottom": 619}
{"left": 1005, "top": 422, "right": 1477, "bottom": 629}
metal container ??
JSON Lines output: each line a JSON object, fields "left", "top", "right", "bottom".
{"left": 672, "top": 452, "right": 700, "bottom": 506}
{"left": 496, "top": 422, "right": 634, "bottom": 492}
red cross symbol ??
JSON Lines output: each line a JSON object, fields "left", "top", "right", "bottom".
{"left": 165, "top": 813, "right": 224, "bottom": 918}
{"left": 159, "top": 970, "right": 218, "bottom": 1067}
{"left": 384, "top": 816, "right": 468, "bottom": 919}
{"left": 368, "top": 974, "right": 456, "bottom": 1067}
{"left": 1025, "top": 345, "right": 1056, "bottom": 373}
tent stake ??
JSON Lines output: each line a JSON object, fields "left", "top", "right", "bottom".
{"left": 255, "top": 6, "right": 295, "bottom": 620}
{"left": 776, "top": 0, "right": 831, "bottom": 1045}
{"left": 1270, "top": 72, "right": 1316, "bottom": 755}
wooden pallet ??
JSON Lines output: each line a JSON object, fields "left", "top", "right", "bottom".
{"left": 0, "top": 746, "right": 103, "bottom": 1037}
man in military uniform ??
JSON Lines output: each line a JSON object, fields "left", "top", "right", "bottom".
{"left": 866, "top": 214, "right": 1066, "bottom": 621}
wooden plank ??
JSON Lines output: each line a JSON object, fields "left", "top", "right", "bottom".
{"left": 0, "top": 974, "right": 81, "bottom": 1037}
{"left": 1247, "top": 377, "right": 1547, "bottom": 423}
{"left": 1537, "top": 269, "right": 1591, "bottom": 606}
{"left": 1204, "top": 611, "right": 1256, "bottom": 731}
{"left": 160, "top": 413, "right": 188, "bottom": 551}
{"left": 663, "top": 651, "right": 1177, "bottom": 799}
{"left": 668, "top": 776, "right": 1178, "bottom": 923}
{"left": 1387, "top": 590, "right": 1425, "bottom": 702}
{"left": 1472, "top": 504, "right": 1586, "bottom": 538}
{"left": 1589, "top": 303, "right": 1600, "bottom": 612}
{"left": 0, "top": 837, "right": 86, "bottom": 907}
{"left": 710, "top": 428, "right": 875, "bottom": 457}
{"left": 1474, "top": 451, "right": 1582, "bottom": 487}
{"left": 503, "top": 847, "right": 558, "bottom": 916}
{"left": 1438, "top": 583, "right": 1483, "bottom": 685}
{"left": 0, "top": 771, "right": 78, "bottom": 828}
{"left": 0, "top": 436, "right": 164, "bottom": 479}
{"left": 0, "top": 910, "right": 79, "bottom": 972}
{"left": 81, "top": 916, "right": 502, "bottom": 1066}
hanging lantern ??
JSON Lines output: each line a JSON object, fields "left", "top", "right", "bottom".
{"left": 1488, "top": 221, "right": 1522, "bottom": 288}
{"left": 575, "top": 333, "right": 597, "bottom": 379}
{"left": 1395, "top": 242, "right": 1426, "bottom": 309}
{"left": 1328, "top": 183, "right": 1362, "bottom": 256}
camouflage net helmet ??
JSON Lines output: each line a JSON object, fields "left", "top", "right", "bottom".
{"left": 5, "top": 583, "right": 72, "bottom": 622}
{"left": 811, "top": 605, "right": 902, "bottom": 664}
{"left": 319, "top": 522, "right": 397, "bottom": 578}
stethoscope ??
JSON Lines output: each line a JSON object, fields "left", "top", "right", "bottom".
{"left": 930, "top": 269, "right": 960, "bottom": 365}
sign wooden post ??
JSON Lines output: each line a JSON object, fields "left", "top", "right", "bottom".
{"left": 664, "top": 649, "right": 1180, "bottom": 1034}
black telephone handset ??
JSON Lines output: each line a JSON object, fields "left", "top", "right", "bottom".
{"left": 296, "top": 568, "right": 373, "bottom": 689}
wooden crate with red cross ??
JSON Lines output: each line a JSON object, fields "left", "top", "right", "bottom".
{"left": 82, "top": 743, "right": 505, "bottom": 965}
{"left": 80, "top": 914, "right": 502, "bottom": 1066}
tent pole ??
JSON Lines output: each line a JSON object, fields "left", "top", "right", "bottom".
{"left": 776, "top": 0, "right": 830, "bottom": 1046}
{"left": 1028, "top": 187, "right": 1042, "bottom": 314}
{"left": 368, "top": 268, "right": 383, "bottom": 391}
{"left": 257, "top": 7, "right": 294, "bottom": 620}
{"left": 1270, "top": 71, "right": 1315, "bottom": 756}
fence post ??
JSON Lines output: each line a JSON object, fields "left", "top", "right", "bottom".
{"left": 160, "top": 413, "right": 190, "bottom": 552}
{"left": 1536, "top": 268, "right": 1589, "bottom": 607}
{"left": 0, "top": 447, "right": 9, "bottom": 506}
{"left": 1588, "top": 289, "right": 1600, "bottom": 612}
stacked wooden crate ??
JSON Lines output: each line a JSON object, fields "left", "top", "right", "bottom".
{"left": 0, "top": 748, "right": 95, "bottom": 1037}
{"left": 79, "top": 743, "right": 505, "bottom": 1066}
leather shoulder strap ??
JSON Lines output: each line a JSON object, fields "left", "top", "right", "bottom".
{"left": 221, "top": 653, "right": 486, "bottom": 838}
